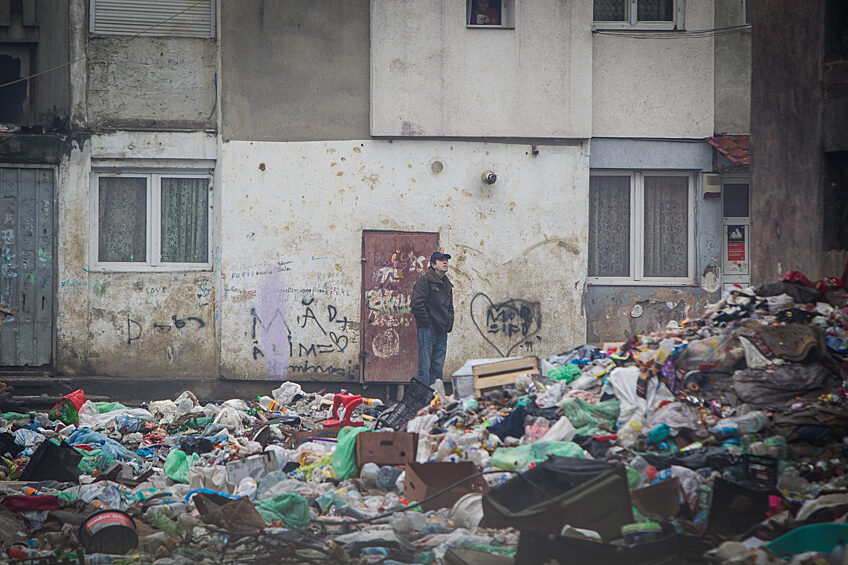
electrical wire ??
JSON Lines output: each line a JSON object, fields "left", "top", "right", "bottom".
{"left": 0, "top": 0, "right": 209, "bottom": 91}
{"left": 315, "top": 468, "right": 545, "bottom": 526}
{"left": 593, "top": 23, "right": 751, "bottom": 39}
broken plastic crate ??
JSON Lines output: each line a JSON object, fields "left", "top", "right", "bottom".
{"left": 376, "top": 379, "right": 434, "bottom": 431}
{"left": 481, "top": 456, "right": 633, "bottom": 542}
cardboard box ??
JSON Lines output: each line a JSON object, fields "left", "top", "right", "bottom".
{"left": 281, "top": 428, "right": 339, "bottom": 449}
{"left": 356, "top": 431, "right": 418, "bottom": 467}
{"left": 472, "top": 355, "right": 540, "bottom": 397}
{"left": 404, "top": 461, "right": 487, "bottom": 511}
{"left": 225, "top": 452, "right": 276, "bottom": 485}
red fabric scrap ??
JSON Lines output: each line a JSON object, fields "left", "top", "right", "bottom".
{"left": 781, "top": 271, "right": 815, "bottom": 287}
{"left": 2, "top": 495, "right": 61, "bottom": 511}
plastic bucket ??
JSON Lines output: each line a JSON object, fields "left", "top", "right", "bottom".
{"left": 452, "top": 493, "right": 484, "bottom": 529}
{"left": 766, "top": 523, "right": 848, "bottom": 558}
{"left": 79, "top": 510, "right": 138, "bottom": 554}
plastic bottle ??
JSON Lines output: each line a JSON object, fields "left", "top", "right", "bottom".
{"left": 86, "top": 555, "right": 121, "bottom": 564}
{"left": 361, "top": 397, "right": 383, "bottom": 407}
{"left": 653, "top": 468, "right": 674, "bottom": 483}
{"left": 436, "top": 432, "right": 459, "bottom": 460}
{"left": 829, "top": 539, "right": 845, "bottom": 565}
{"left": 257, "top": 396, "right": 282, "bottom": 412}
{"left": 655, "top": 338, "right": 676, "bottom": 365}
{"left": 524, "top": 417, "right": 550, "bottom": 443}
{"left": 150, "top": 513, "right": 182, "bottom": 536}
{"left": 617, "top": 419, "right": 643, "bottom": 448}
{"left": 735, "top": 411, "right": 768, "bottom": 434}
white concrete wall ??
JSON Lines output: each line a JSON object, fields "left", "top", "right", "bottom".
{"left": 56, "top": 132, "right": 218, "bottom": 377}
{"left": 592, "top": 1, "right": 716, "bottom": 138}
{"left": 370, "top": 0, "right": 593, "bottom": 138}
{"left": 219, "top": 139, "right": 589, "bottom": 380}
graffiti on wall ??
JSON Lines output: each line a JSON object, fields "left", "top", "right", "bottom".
{"left": 248, "top": 272, "right": 358, "bottom": 379}
{"left": 126, "top": 313, "right": 207, "bottom": 344}
{"left": 470, "top": 293, "right": 543, "bottom": 357}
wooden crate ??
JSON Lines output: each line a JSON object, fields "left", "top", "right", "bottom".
{"left": 472, "top": 355, "right": 540, "bottom": 396}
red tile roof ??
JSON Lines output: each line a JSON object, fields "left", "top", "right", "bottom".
{"left": 707, "top": 135, "right": 751, "bottom": 167}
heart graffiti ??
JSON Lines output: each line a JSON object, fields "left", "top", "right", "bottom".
{"left": 470, "top": 293, "right": 542, "bottom": 357}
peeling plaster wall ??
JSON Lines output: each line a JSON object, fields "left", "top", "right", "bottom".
{"left": 87, "top": 37, "right": 216, "bottom": 130}
{"left": 219, "top": 140, "right": 589, "bottom": 380}
{"left": 592, "top": 1, "right": 715, "bottom": 138}
{"left": 56, "top": 133, "right": 217, "bottom": 377}
{"left": 586, "top": 286, "right": 715, "bottom": 344}
{"left": 370, "top": 0, "right": 593, "bottom": 138}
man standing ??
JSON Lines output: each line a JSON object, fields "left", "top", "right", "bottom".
{"left": 411, "top": 252, "right": 454, "bottom": 386}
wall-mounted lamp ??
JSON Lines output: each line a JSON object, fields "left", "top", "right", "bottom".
{"left": 482, "top": 170, "right": 497, "bottom": 185}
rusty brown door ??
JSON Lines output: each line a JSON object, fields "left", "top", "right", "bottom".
{"left": 361, "top": 230, "right": 439, "bottom": 382}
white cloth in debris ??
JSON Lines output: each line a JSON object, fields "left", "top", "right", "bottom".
{"left": 607, "top": 366, "right": 675, "bottom": 428}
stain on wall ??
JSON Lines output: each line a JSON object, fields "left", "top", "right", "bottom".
{"left": 586, "top": 286, "right": 717, "bottom": 344}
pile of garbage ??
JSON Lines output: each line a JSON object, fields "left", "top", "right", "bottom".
{"left": 0, "top": 270, "right": 845, "bottom": 564}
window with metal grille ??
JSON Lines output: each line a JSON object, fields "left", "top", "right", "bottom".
{"left": 90, "top": 0, "right": 215, "bottom": 38}
{"left": 593, "top": 0, "right": 683, "bottom": 30}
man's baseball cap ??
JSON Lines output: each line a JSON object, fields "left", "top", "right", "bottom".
{"left": 430, "top": 252, "right": 451, "bottom": 263}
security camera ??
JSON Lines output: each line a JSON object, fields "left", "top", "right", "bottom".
{"left": 482, "top": 171, "right": 497, "bottom": 185}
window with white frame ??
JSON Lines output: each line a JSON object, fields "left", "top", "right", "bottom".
{"left": 466, "top": 0, "right": 515, "bottom": 28}
{"left": 593, "top": 0, "right": 684, "bottom": 30}
{"left": 90, "top": 0, "right": 215, "bottom": 38}
{"left": 588, "top": 171, "right": 695, "bottom": 284}
{"left": 91, "top": 171, "right": 211, "bottom": 271}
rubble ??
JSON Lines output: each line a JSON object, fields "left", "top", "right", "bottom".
{"left": 0, "top": 271, "right": 846, "bottom": 564}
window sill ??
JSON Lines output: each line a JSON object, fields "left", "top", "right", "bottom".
{"left": 466, "top": 25, "right": 515, "bottom": 30}
{"left": 90, "top": 264, "right": 213, "bottom": 273}
{"left": 592, "top": 24, "right": 680, "bottom": 32}
{"left": 587, "top": 278, "right": 697, "bottom": 287}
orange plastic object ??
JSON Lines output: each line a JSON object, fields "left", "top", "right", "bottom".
{"left": 321, "top": 393, "right": 365, "bottom": 428}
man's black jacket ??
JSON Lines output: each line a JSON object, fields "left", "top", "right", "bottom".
{"left": 411, "top": 267, "right": 454, "bottom": 333}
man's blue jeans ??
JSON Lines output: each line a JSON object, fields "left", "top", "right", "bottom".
{"left": 416, "top": 326, "right": 447, "bottom": 386}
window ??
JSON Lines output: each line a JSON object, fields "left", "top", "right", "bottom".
{"left": 0, "top": 46, "right": 30, "bottom": 125}
{"left": 91, "top": 171, "right": 211, "bottom": 271}
{"left": 90, "top": 0, "right": 215, "bottom": 38}
{"left": 588, "top": 171, "right": 695, "bottom": 284}
{"left": 593, "top": 0, "right": 684, "bottom": 30}
{"left": 467, "top": 0, "right": 515, "bottom": 28}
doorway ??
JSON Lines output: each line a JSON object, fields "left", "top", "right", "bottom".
{"left": 360, "top": 230, "right": 439, "bottom": 382}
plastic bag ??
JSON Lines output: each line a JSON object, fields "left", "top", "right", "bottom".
{"left": 331, "top": 426, "right": 369, "bottom": 480}
{"left": 548, "top": 364, "right": 582, "bottom": 383}
{"left": 674, "top": 336, "right": 743, "bottom": 373}
{"left": 164, "top": 449, "right": 200, "bottom": 484}
{"left": 490, "top": 441, "right": 586, "bottom": 470}
{"left": 539, "top": 416, "right": 577, "bottom": 443}
{"left": 213, "top": 406, "right": 244, "bottom": 434}
{"left": 48, "top": 389, "right": 86, "bottom": 425}
{"left": 255, "top": 493, "right": 310, "bottom": 528}
{"left": 272, "top": 382, "right": 305, "bottom": 405}
{"left": 561, "top": 397, "right": 619, "bottom": 434}
{"left": 94, "top": 401, "right": 127, "bottom": 413}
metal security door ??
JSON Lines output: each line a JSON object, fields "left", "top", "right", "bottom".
{"left": 361, "top": 231, "right": 439, "bottom": 382}
{"left": 0, "top": 167, "right": 54, "bottom": 366}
